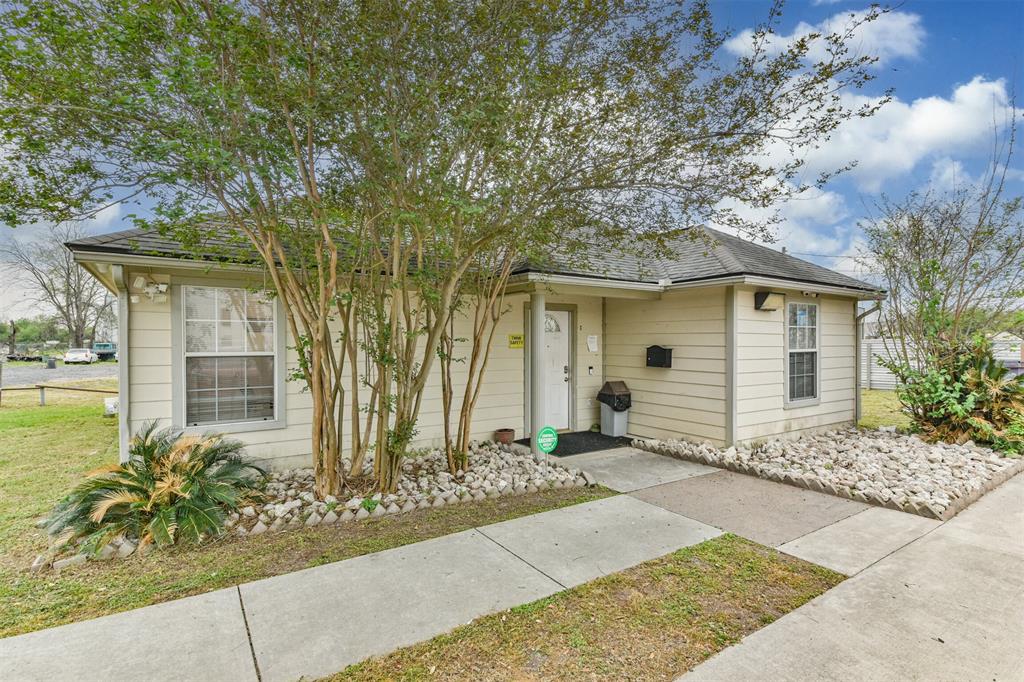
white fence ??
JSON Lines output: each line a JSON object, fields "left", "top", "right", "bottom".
{"left": 859, "top": 339, "right": 901, "bottom": 390}
{"left": 860, "top": 335, "right": 1024, "bottom": 390}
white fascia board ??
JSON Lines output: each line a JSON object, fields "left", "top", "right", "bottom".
{"left": 667, "top": 275, "right": 885, "bottom": 300}
{"left": 510, "top": 271, "right": 664, "bottom": 292}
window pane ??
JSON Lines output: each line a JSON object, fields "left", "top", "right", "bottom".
{"left": 186, "top": 357, "right": 216, "bottom": 390}
{"left": 806, "top": 305, "right": 817, "bottom": 326}
{"left": 788, "top": 305, "right": 798, "bottom": 326}
{"left": 185, "top": 321, "right": 215, "bottom": 352}
{"left": 789, "top": 351, "right": 817, "bottom": 401}
{"left": 186, "top": 390, "right": 217, "bottom": 425}
{"left": 246, "top": 293, "right": 274, "bottom": 321}
{"left": 216, "top": 357, "right": 246, "bottom": 389}
{"left": 184, "top": 286, "right": 216, "bottom": 320}
{"left": 806, "top": 328, "right": 817, "bottom": 350}
{"left": 217, "top": 288, "right": 246, "bottom": 324}
{"left": 788, "top": 327, "right": 798, "bottom": 348}
{"left": 247, "top": 356, "right": 274, "bottom": 387}
{"left": 217, "top": 321, "right": 246, "bottom": 352}
{"left": 246, "top": 321, "right": 274, "bottom": 352}
{"left": 246, "top": 387, "right": 274, "bottom": 419}
{"left": 183, "top": 285, "right": 277, "bottom": 426}
{"left": 217, "top": 389, "right": 247, "bottom": 421}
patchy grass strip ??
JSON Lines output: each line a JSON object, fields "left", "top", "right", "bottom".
{"left": 859, "top": 389, "right": 911, "bottom": 431}
{"left": 0, "top": 384, "right": 615, "bottom": 638}
{"left": 332, "top": 534, "right": 843, "bottom": 682}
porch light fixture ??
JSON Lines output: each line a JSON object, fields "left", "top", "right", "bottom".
{"left": 129, "top": 275, "right": 169, "bottom": 303}
{"left": 754, "top": 291, "right": 783, "bottom": 311}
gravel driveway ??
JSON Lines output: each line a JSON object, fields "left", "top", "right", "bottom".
{"left": 0, "top": 361, "right": 119, "bottom": 387}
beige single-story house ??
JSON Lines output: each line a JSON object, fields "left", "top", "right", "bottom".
{"left": 68, "top": 226, "right": 883, "bottom": 470}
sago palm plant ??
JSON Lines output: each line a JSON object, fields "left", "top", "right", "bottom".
{"left": 44, "top": 422, "right": 266, "bottom": 555}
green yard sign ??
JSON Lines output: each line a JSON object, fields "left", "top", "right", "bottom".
{"left": 536, "top": 426, "right": 559, "bottom": 454}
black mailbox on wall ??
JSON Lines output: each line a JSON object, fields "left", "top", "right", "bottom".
{"left": 646, "top": 345, "right": 672, "bottom": 368}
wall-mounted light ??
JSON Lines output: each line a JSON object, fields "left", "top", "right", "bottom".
{"left": 130, "top": 275, "right": 168, "bottom": 303}
{"left": 754, "top": 291, "right": 783, "bottom": 311}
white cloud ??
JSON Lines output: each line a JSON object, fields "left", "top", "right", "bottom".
{"left": 812, "top": 0, "right": 846, "bottom": 5}
{"left": 782, "top": 76, "right": 1020, "bottom": 192}
{"left": 927, "top": 157, "right": 970, "bottom": 191}
{"left": 715, "top": 183, "right": 854, "bottom": 254}
{"left": 725, "top": 9, "right": 925, "bottom": 68}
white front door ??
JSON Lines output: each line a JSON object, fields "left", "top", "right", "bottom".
{"left": 544, "top": 310, "right": 571, "bottom": 430}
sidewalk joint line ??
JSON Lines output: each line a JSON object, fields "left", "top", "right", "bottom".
{"left": 776, "top": 507, "right": 872, "bottom": 548}
{"left": 237, "top": 586, "right": 263, "bottom": 682}
{"left": 474, "top": 527, "right": 568, "bottom": 590}
{"left": 845, "top": 514, "right": 948, "bottom": 577}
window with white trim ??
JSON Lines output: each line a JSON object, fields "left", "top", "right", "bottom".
{"left": 787, "top": 302, "right": 818, "bottom": 402}
{"left": 183, "top": 286, "right": 276, "bottom": 426}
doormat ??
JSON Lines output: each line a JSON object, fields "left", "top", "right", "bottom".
{"left": 514, "top": 430, "right": 632, "bottom": 457}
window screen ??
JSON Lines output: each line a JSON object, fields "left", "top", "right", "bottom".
{"left": 183, "top": 286, "right": 275, "bottom": 426}
{"left": 787, "top": 302, "right": 818, "bottom": 402}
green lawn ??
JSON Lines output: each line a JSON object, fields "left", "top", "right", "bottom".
{"left": 0, "top": 383, "right": 615, "bottom": 638}
{"left": 334, "top": 534, "right": 843, "bottom": 681}
{"left": 859, "top": 389, "right": 911, "bottom": 430}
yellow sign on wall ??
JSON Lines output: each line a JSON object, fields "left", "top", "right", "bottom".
{"left": 508, "top": 333, "right": 524, "bottom": 349}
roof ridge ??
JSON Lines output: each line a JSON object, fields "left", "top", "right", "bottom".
{"left": 697, "top": 226, "right": 745, "bottom": 274}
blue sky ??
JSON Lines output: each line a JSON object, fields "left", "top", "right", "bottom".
{"left": 710, "top": 0, "right": 1024, "bottom": 280}
{"left": 2, "top": 0, "right": 1023, "bottom": 316}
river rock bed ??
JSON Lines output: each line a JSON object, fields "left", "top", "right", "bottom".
{"left": 33, "top": 443, "right": 593, "bottom": 570}
{"left": 633, "top": 428, "right": 1023, "bottom": 520}
{"left": 226, "top": 442, "right": 593, "bottom": 537}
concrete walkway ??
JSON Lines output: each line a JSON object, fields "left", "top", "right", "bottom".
{"left": 682, "top": 472, "right": 1024, "bottom": 681}
{"left": 3, "top": 447, "right": 1020, "bottom": 681}
{"left": 0, "top": 494, "right": 720, "bottom": 682}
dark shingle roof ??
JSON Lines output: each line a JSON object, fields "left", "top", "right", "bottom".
{"left": 66, "top": 227, "right": 258, "bottom": 263}
{"left": 512, "top": 226, "right": 879, "bottom": 293}
{"left": 67, "top": 225, "right": 881, "bottom": 293}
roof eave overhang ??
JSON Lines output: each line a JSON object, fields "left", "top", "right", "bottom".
{"left": 507, "top": 270, "right": 884, "bottom": 300}
{"left": 70, "top": 250, "right": 886, "bottom": 301}
{"left": 70, "top": 248, "right": 263, "bottom": 273}
{"left": 667, "top": 274, "right": 886, "bottom": 300}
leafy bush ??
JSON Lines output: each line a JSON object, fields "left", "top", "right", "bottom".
{"left": 44, "top": 422, "right": 266, "bottom": 555}
{"left": 889, "top": 337, "right": 1024, "bottom": 454}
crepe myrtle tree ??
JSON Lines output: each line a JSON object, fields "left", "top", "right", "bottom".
{"left": 0, "top": 0, "right": 886, "bottom": 494}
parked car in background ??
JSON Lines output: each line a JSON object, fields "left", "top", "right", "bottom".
{"left": 64, "top": 348, "right": 98, "bottom": 364}
{"left": 91, "top": 341, "right": 118, "bottom": 361}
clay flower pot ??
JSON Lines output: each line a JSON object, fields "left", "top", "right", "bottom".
{"left": 494, "top": 428, "right": 515, "bottom": 445}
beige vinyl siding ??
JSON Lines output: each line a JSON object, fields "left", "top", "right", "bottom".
{"left": 120, "top": 268, "right": 605, "bottom": 469}
{"left": 734, "top": 286, "right": 856, "bottom": 442}
{"left": 603, "top": 287, "right": 728, "bottom": 445}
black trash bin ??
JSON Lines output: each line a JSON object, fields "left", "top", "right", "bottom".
{"left": 597, "top": 381, "right": 631, "bottom": 436}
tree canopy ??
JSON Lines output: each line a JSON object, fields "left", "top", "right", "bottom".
{"left": 0, "top": 0, "right": 888, "bottom": 493}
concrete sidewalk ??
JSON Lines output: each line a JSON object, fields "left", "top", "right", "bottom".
{"left": 4, "top": 447, "right": 1019, "bottom": 682}
{"left": 682, "top": 473, "right": 1024, "bottom": 681}
{"left": 0, "top": 494, "right": 720, "bottom": 682}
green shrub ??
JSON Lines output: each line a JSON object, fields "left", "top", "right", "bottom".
{"left": 44, "top": 422, "right": 266, "bottom": 555}
{"left": 888, "top": 337, "right": 1024, "bottom": 454}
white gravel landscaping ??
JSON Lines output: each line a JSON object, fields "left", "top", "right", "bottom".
{"left": 226, "top": 441, "right": 594, "bottom": 537}
{"left": 634, "top": 428, "right": 1024, "bottom": 520}
{"left": 34, "top": 442, "right": 594, "bottom": 570}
